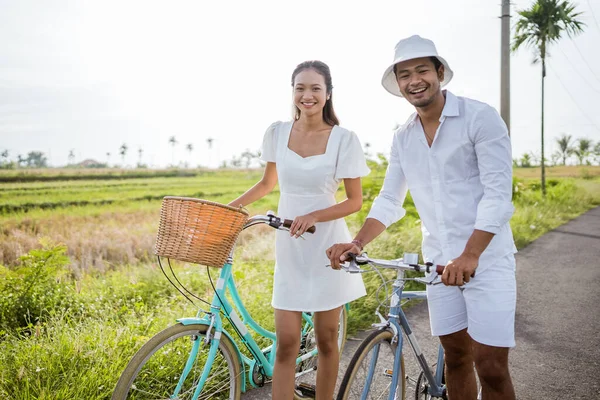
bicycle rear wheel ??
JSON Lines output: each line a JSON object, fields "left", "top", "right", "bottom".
{"left": 336, "top": 328, "right": 406, "bottom": 400}
{"left": 414, "top": 362, "right": 481, "bottom": 399}
{"left": 112, "top": 323, "right": 242, "bottom": 400}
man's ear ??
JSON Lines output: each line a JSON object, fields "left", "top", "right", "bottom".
{"left": 438, "top": 65, "right": 445, "bottom": 82}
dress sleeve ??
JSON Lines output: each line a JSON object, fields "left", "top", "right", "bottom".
{"left": 259, "top": 121, "right": 280, "bottom": 162}
{"left": 334, "top": 130, "right": 371, "bottom": 180}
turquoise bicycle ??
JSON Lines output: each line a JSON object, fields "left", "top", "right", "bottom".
{"left": 112, "top": 198, "right": 348, "bottom": 400}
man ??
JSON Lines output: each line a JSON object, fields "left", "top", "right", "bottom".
{"left": 327, "top": 35, "right": 517, "bottom": 399}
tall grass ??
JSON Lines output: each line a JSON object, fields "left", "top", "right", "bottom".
{"left": 1, "top": 168, "right": 599, "bottom": 399}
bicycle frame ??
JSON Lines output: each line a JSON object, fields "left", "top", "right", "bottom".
{"left": 370, "top": 268, "right": 446, "bottom": 400}
{"left": 172, "top": 261, "right": 333, "bottom": 398}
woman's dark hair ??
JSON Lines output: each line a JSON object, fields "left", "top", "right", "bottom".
{"left": 291, "top": 60, "right": 340, "bottom": 126}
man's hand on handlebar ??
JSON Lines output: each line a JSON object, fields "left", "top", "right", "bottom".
{"left": 441, "top": 253, "right": 478, "bottom": 286}
{"left": 326, "top": 242, "right": 361, "bottom": 270}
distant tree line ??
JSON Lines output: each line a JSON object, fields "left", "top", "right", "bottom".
{"left": 0, "top": 151, "right": 48, "bottom": 169}
{"left": 514, "top": 134, "right": 600, "bottom": 168}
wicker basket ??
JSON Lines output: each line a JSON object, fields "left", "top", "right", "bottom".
{"left": 153, "top": 196, "right": 249, "bottom": 267}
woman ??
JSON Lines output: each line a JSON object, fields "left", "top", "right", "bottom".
{"left": 228, "top": 60, "right": 369, "bottom": 399}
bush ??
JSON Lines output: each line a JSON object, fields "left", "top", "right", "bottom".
{"left": 0, "top": 240, "right": 74, "bottom": 332}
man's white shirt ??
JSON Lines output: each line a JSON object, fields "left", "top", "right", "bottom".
{"left": 367, "top": 90, "right": 517, "bottom": 267}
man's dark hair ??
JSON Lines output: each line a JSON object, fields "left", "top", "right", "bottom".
{"left": 429, "top": 56, "right": 442, "bottom": 71}
{"left": 394, "top": 56, "right": 443, "bottom": 77}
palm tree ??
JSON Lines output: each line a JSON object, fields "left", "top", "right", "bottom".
{"left": 594, "top": 142, "right": 600, "bottom": 165}
{"left": 550, "top": 151, "right": 561, "bottom": 166}
{"left": 572, "top": 138, "right": 593, "bottom": 165}
{"left": 206, "top": 138, "right": 214, "bottom": 168}
{"left": 555, "top": 133, "right": 574, "bottom": 165}
{"left": 186, "top": 143, "right": 193, "bottom": 168}
{"left": 168, "top": 136, "right": 178, "bottom": 167}
{"left": 138, "top": 147, "right": 143, "bottom": 166}
{"left": 106, "top": 152, "right": 111, "bottom": 166}
{"left": 520, "top": 153, "right": 532, "bottom": 168}
{"left": 1, "top": 150, "right": 9, "bottom": 166}
{"left": 512, "top": 0, "right": 585, "bottom": 195}
{"left": 68, "top": 149, "right": 75, "bottom": 165}
{"left": 119, "top": 143, "right": 128, "bottom": 166}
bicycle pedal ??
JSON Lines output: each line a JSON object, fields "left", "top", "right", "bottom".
{"left": 295, "top": 382, "right": 316, "bottom": 397}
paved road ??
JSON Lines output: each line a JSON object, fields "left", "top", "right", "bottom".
{"left": 243, "top": 206, "right": 600, "bottom": 399}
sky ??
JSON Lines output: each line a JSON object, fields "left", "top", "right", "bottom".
{"left": 1, "top": 0, "right": 599, "bottom": 168}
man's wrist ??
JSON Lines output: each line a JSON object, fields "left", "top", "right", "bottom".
{"left": 351, "top": 239, "right": 364, "bottom": 251}
{"left": 462, "top": 248, "right": 482, "bottom": 259}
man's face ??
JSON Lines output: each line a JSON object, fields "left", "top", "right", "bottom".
{"left": 395, "top": 57, "right": 444, "bottom": 108}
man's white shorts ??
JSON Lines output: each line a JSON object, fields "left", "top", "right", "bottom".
{"left": 426, "top": 252, "right": 517, "bottom": 348}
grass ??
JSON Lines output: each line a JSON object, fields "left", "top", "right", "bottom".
{"left": 1, "top": 167, "right": 599, "bottom": 399}
{"left": 0, "top": 167, "right": 211, "bottom": 182}
{"left": 513, "top": 165, "right": 600, "bottom": 179}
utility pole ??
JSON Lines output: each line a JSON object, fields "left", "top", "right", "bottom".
{"left": 501, "top": 0, "right": 511, "bottom": 136}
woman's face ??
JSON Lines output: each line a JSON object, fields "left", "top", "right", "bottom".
{"left": 293, "top": 68, "right": 329, "bottom": 119}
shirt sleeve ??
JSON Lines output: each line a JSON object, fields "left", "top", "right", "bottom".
{"left": 471, "top": 105, "right": 515, "bottom": 234}
{"left": 334, "top": 130, "right": 371, "bottom": 180}
{"left": 366, "top": 131, "right": 409, "bottom": 227}
{"left": 259, "top": 121, "right": 280, "bottom": 162}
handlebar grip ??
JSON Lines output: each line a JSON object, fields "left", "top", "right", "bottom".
{"left": 283, "top": 219, "right": 316, "bottom": 234}
{"left": 435, "top": 265, "right": 476, "bottom": 278}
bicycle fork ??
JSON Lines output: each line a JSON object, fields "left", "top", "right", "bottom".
{"left": 170, "top": 312, "right": 223, "bottom": 400}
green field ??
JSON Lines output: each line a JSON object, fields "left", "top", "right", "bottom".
{"left": 1, "top": 165, "right": 599, "bottom": 399}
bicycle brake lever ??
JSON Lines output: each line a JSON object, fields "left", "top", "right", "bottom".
{"left": 414, "top": 275, "right": 443, "bottom": 286}
{"left": 279, "top": 226, "right": 307, "bottom": 240}
{"left": 325, "top": 260, "right": 365, "bottom": 273}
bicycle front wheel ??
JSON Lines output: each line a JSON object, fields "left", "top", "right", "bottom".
{"left": 336, "top": 328, "right": 406, "bottom": 400}
{"left": 112, "top": 323, "right": 242, "bottom": 400}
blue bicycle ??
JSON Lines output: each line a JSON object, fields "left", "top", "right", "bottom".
{"left": 335, "top": 252, "right": 481, "bottom": 400}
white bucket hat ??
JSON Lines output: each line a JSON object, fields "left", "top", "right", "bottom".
{"left": 381, "top": 35, "right": 453, "bottom": 97}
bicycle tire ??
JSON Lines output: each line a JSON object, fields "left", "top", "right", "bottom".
{"left": 414, "top": 368, "right": 444, "bottom": 400}
{"left": 112, "top": 323, "right": 242, "bottom": 400}
{"left": 293, "top": 306, "right": 348, "bottom": 400}
{"left": 414, "top": 363, "right": 481, "bottom": 400}
{"left": 336, "top": 328, "right": 406, "bottom": 400}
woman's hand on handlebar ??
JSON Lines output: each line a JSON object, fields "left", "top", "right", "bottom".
{"left": 289, "top": 213, "right": 318, "bottom": 238}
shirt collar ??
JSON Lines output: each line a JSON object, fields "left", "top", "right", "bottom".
{"left": 406, "top": 90, "right": 460, "bottom": 127}
{"left": 440, "top": 90, "right": 459, "bottom": 120}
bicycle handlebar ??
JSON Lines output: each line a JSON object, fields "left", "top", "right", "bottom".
{"left": 242, "top": 211, "right": 316, "bottom": 234}
{"left": 282, "top": 219, "right": 316, "bottom": 234}
{"left": 343, "top": 252, "right": 475, "bottom": 278}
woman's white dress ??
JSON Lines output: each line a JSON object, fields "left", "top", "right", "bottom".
{"left": 260, "top": 120, "right": 370, "bottom": 312}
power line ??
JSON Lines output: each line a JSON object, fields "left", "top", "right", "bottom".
{"left": 556, "top": 45, "right": 600, "bottom": 93}
{"left": 587, "top": 0, "right": 600, "bottom": 34}
{"left": 547, "top": 63, "right": 600, "bottom": 134}
{"left": 570, "top": 40, "right": 600, "bottom": 85}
